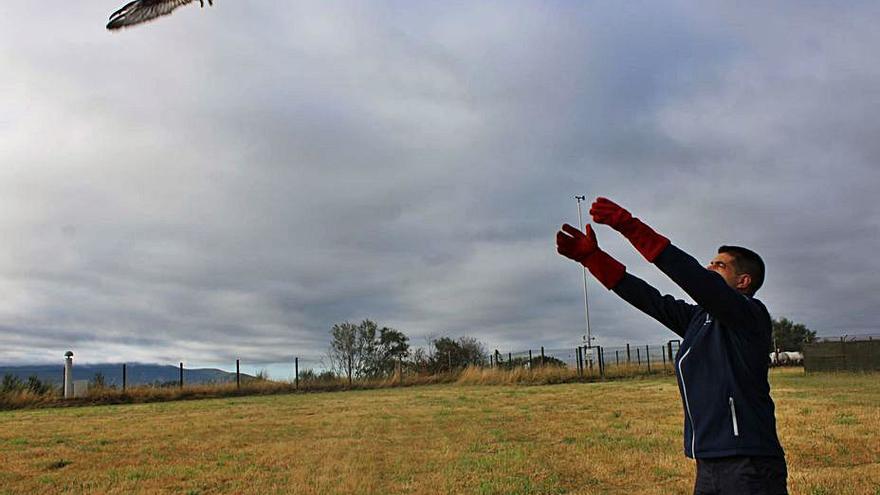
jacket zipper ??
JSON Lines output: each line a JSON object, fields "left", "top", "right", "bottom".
{"left": 678, "top": 347, "right": 695, "bottom": 454}
{"left": 729, "top": 397, "right": 739, "bottom": 437}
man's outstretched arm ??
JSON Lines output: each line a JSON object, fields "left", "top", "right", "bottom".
{"left": 590, "top": 197, "right": 764, "bottom": 329}
{"left": 556, "top": 223, "right": 696, "bottom": 337}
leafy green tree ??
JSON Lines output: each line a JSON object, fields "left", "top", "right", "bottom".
{"left": 430, "top": 336, "right": 488, "bottom": 372}
{"left": 363, "top": 326, "right": 410, "bottom": 377}
{"left": 329, "top": 319, "right": 409, "bottom": 379}
{"left": 772, "top": 317, "right": 817, "bottom": 352}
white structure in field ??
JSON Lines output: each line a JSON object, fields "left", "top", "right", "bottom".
{"left": 73, "top": 380, "right": 89, "bottom": 398}
{"left": 63, "top": 351, "right": 74, "bottom": 399}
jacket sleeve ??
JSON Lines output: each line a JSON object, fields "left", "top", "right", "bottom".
{"left": 652, "top": 244, "right": 766, "bottom": 330}
{"left": 612, "top": 272, "right": 700, "bottom": 338}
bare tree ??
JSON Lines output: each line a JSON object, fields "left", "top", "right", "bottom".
{"left": 328, "top": 321, "right": 359, "bottom": 382}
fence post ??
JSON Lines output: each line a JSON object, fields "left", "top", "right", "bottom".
{"left": 122, "top": 363, "right": 127, "bottom": 392}
{"left": 528, "top": 349, "right": 533, "bottom": 368}
{"left": 236, "top": 359, "right": 241, "bottom": 389}
{"left": 646, "top": 345, "right": 651, "bottom": 372}
{"left": 626, "top": 343, "right": 631, "bottom": 364}
{"left": 636, "top": 348, "right": 641, "bottom": 367}
{"left": 179, "top": 362, "right": 183, "bottom": 388}
{"left": 615, "top": 350, "right": 619, "bottom": 366}
{"left": 598, "top": 346, "right": 605, "bottom": 379}
{"left": 348, "top": 354, "right": 352, "bottom": 386}
{"left": 507, "top": 352, "right": 512, "bottom": 369}
{"left": 662, "top": 348, "right": 666, "bottom": 368}
{"left": 295, "top": 357, "right": 299, "bottom": 390}
{"left": 541, "top": 346, "right": 545, "bottom": 367}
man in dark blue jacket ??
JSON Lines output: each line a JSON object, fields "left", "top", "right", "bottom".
{"left": 556, "top": 197, "right": 787, "bottom": 495}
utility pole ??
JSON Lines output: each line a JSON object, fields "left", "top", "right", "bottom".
{"left": 575, "top": 195, "right": 594, "bottom": 364}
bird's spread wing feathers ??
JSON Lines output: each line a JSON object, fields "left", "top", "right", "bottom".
{"left": 107, "top": 0, "right": 194, "bottom": 30}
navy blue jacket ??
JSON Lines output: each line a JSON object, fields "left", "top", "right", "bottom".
{"left": 612, "top": 244, "right": 784, "bottom": 459}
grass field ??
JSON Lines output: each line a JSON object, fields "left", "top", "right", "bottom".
{"left": 0, "top": 368, "right": 877, "bottom": 494}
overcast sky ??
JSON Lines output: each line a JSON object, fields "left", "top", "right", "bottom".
{"left": 1, "top": 1, "right": 878, "bottom": 368}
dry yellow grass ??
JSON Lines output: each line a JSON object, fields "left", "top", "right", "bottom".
{"left": 0, "top": 368, "right": 877, "bottom": 494}
{"left": 455, "top": 363, "right": 673, "bottom": 386}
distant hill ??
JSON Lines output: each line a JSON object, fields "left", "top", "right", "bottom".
{"left": 0, "top": 363, "right": 246, "bottom": 387}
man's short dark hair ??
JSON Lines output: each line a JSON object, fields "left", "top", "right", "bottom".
{"left": 718, "top": 245, "right": 765, "bottom": 296}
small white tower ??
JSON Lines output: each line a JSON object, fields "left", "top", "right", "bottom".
{"left": 63, "top": 351, "right": 74, "bottom": 399}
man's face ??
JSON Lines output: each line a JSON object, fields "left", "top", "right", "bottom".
{"left": 707, "top": 253, "right": 751, "bottom": 293}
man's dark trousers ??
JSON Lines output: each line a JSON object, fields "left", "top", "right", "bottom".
{"left": 694, "top": 456, "right": 788, "bottom": 495}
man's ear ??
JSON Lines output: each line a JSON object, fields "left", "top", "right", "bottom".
{"left": 736, "top": 273, "right": 752, "bottom": 293}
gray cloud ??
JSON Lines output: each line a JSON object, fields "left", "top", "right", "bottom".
{"left": 1, "top": 1, "right": 878, "bottom": 368}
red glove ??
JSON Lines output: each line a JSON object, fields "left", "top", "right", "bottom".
{"left": 589, "top": 197, "right": 670, "bottom": 262}
{"left": 556, "top": 223, "right": 625, "bottom": 289}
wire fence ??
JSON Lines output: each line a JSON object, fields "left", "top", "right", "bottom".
{"left": 0, "top": 340, "right": 692, "bottom": 404}
{"left": 814, "top": 334, "right": 879, "bottom": 343}
{"left": 804, "top": 336, "right": 880, "bottom": 372}
{"left": 488, "top": 340, "right": 682, "bottom": 379}
{"left": 30, "top": 339, "right": 684, "bottom": 396}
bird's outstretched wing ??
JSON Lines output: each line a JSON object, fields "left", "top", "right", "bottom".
{"left": 107, "top": 0, "right": 194, "bottom": 30}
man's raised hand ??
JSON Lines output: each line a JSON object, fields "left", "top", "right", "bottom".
{"left": 555, "top": 223, "right": 626, "bottom": 289}
{"left": 588, "top": 196, "right": 670, "bottom": 262}
{"left": 556, "top": 223, "right": 599, "bottom": 262}
{"left": 589, "top": 197, "right": 633, "bottom": 229}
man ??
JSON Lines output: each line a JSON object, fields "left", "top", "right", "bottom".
{"left": 556, "top": 197, "right": 787, "bottom": 495}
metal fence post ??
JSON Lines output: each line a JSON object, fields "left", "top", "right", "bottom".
{"left": 236, "top": 359, "right": 240, "bottom": 389}
{"left": 646, "top": 345, "right": 651, "bottom": 372}
{"left": 577, "top": 347, "right": 583, "bottom": 376}
{"left": 528, "top": 349, "right": 533, "bottom": 368}
{"left": 636, "top": 348, "right": 641, "bottom": 367}
{"left": 295, "top": 357, "right": 299, "bottom": 390}
{"left": 627, "top": 343, "right": 631, "bottom": 364}
{"left": 179, "top": 362, "right": 183, "bottom": 388}
{"left": 508, "top": 352, "right": 512, "bottom": 369}
{"left": 541, "top": 346, "right": 545, "bottom": 367}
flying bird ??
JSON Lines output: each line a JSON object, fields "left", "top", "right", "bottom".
{"left": 107, "top": 0, "right": 213, "bottom": 30}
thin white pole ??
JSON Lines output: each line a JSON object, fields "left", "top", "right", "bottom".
{"left": 575, "top": 196, "right": 592, "bottom": 357}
